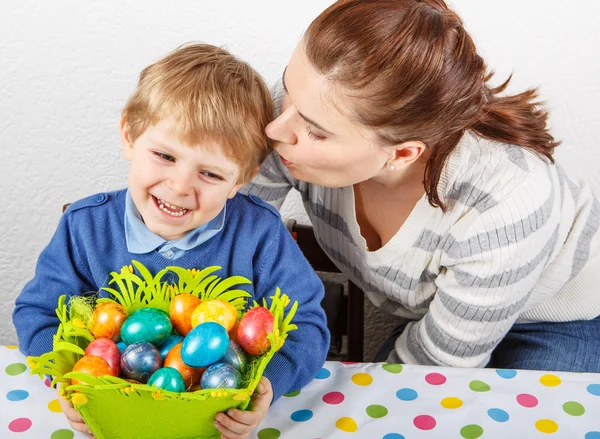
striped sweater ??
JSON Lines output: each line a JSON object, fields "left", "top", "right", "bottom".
{"left": 242, "top": 84, "right": 600, "bottom": 368}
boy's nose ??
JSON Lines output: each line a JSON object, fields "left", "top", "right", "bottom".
{"left": 266, "top": 100, "right": 298, "bottom": 146}
{"left": 168, "top": 171, "right": 195, "bottom": 196}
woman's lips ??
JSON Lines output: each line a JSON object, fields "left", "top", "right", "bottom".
{"left": 279, "top": 155, "right": 294, "bottom": 167}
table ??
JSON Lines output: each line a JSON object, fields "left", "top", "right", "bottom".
{"left": 2, "top": 345, "right": 599, "bottom": 438}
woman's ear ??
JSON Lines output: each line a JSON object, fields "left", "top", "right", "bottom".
{"left": 121, "top": 117, "right": 134, "bottom": 161}
{"left": 385, "top": 140, "right": 427, "bottom": 171}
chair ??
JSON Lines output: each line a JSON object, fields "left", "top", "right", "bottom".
{"left": 62, "top": 204, "right": 365, "bottom": 361}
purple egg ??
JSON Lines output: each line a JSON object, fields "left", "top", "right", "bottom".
{"left": 147, "top": 367, "right": 185, "bottom": 393}
{"left": 157, "top": 334, "right": 184, "bottom": 360}
{"left": 201, "top": 363, "right": 242, "bottom": 389}
{"left": 181, "top": 322, "right": 229, "bottom": 368}
{"left": 120, "top": 342, "right": 162, "bottom": 383}
{"left": 220, "top": 340, "right": 248, "bottom": 373}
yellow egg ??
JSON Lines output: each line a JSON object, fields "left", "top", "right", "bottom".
{"left": 190, "top": 300, "right": 238, "bottom": 332}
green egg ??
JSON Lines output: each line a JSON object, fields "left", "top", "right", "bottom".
{"left": 120, "top": 308, "right": 173, "bottom": 346}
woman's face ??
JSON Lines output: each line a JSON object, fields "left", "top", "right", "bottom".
{"left": 265, "top": 44, "right": 392, "bottom": 188}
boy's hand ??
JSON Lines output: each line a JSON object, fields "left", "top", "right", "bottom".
{"left": 56, "top": 385, "right": 94, "bottom": 438}
{"left": 214, "top": 376, "right": 273, "bottom": 439}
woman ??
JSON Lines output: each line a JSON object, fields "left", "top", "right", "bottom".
{"left": 243, "top": 0, "right": 600, "bottom": 371}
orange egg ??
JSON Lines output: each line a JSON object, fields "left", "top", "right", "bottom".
{"left": 90, "top": 302, "right": 128, "bottom": 342}
{"left": 229, "top": 320, "right": 240, "bottom": 344}
{"left": 164, "top": 343, "right": 205, "bottom": 389}
{"left": 71, "top": 355, "right": 115, "bottom": 385}
{"left": 170, "top": 294, "right": 202, "bottom": 336}
{"left": 191, "top": 300, "right": 238, "bottom": 332}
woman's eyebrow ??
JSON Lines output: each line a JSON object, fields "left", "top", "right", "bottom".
{"left": 282, "top": 66, "right": 288, "bottom": 92}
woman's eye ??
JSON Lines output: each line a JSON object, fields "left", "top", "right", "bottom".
{"left": 306, "top": 124, "right": 326, "bottom": 141}
{"left": 155, "top": 152, "right": 175, "bottom": 162}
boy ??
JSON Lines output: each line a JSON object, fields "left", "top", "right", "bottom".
{"left": 13, "top": 44, "right": 330, "bottom": 438}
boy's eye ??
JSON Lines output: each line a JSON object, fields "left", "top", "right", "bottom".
{"left": 305, "top": 124, "right": 326, "bottom": 141}
{"left": 155, "top": 152, "right": 175, "bottom": 162}
{"left": 201, "top": 171, "right": 223, "bottom": 181}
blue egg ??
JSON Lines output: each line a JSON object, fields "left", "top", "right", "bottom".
{"left": 200, "top": 363, "right": 242, "bottom": 389}
{"left": 116, "top": 341, "right": 128, "bottom": 354}
{"left": 120, "top": 308, "right": 173, "bottom": 346}
{"left": 147, "top": 367, "right": 186, "bottom": 393}
{"left": 157, "top": 334, "right": 184, "bottom": 360}
{"left": 181, "top": 322, "right": 229, "bottom": 368}
{"left": 220, "top": 340, "right": 248, "bottom": 373}
{"left": 120, "top": 342, "right": 162, "bottom": 383}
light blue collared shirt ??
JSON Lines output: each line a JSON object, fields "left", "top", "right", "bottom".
{"left": 124, "top": 190, "right": 225, "bottom": 260}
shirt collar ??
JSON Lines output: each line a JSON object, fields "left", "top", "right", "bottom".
{"left": 124, "top": 189, "right": 226, "bottom": 254}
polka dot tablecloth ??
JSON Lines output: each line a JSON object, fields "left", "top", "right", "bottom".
{"left": 254, "top": 362, "right": 600, "bottom": 439}
{"left": 3, "top": 346, "right": 600, "bottom": 438}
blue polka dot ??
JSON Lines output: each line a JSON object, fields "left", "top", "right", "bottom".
{"left": 496, "top": 369, "right": 517, "bottom": 379}
{"left": 488, "top": 408, "right": 510, "bottom": 422}
{"left": 290, "top": 409, "right": 313, "bottom": 422}
{"left": 315, "top": 368, "right": 331, "bottom": 379}
{"left": 587, "top": 384, "right": 600, "bottom": 396}
{"left": 383, "top": 434, "right": 405, "bottom": 439}
{"left": 6, "top": 390, "right": 29, "bottom": 401}
{"left": 396, "top": 388, "right": 418, "bottom": 401}
{"left": 585, "top": 432, "right": 600, "bottom": 439}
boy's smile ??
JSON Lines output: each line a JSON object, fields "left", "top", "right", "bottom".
{"left": 121, "top": 118, "right": 244, "bottom": 242}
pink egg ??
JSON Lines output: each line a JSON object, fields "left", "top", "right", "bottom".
{"left": 85, "top": 338, "right": 121, "bottom": 376}
{"left": 237, "top": 307, "right": 274, "bottom": 356}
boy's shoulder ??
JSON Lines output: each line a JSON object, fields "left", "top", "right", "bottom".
{"left": 232, "top": 193, "right": 281, "bottom": 220}
{"left": 65, "top": 189, "right": 126, "bottom": 215}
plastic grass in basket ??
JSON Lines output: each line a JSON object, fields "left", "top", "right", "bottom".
{"left": 28, "top": 261, "right": 298, "bottom": 439}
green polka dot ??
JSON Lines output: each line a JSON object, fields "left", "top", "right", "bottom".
{"left": 284, "top": 389, "right": 301, "bottom": 397}
{"left": 469, "top": 380, "right": 490, "bottom": 392}
{"left": 366, "top": 404, "right": 388, "bottom": 418}
{"left": 563, "top": 401, "right": 585, "bottom": 416}
{"left": 382, "top": 363, "right": 403, "bottom": 374}
{"left": 461, "top": 424, "right": 484, "bottom": 439}
{"left": 5, "top": 363, "right": 27, "bottom": 376}
{"left": 257, "top": 428, "right": 281, "bottom": 439}
{"left": 51, "top": 430, "right": 75, "bottom": 439}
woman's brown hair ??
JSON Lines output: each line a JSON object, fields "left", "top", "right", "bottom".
{"left": 305, "top": 0, "right": 559, "bottom": 210}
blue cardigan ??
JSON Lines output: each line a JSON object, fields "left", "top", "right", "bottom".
{"left": 13, "top": 189, "right": 329, "bottom": 401}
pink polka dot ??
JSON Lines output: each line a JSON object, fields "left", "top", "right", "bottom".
{"left": 425, "top": 373, "right": 446, "bottom": 385}
{"left": 516, "top": 393, "right": 538, "bottom": 408}
{"left": 340, "top": 362, "right": 358, "bottom": 365}
{"left": 414, "top": 415, "right": 436, "bottom": 430}
{"left": 8, "top": 418, "right": 32, "bottom": 432}
{"left": 44, "top": 377, "right": 52, "bottom": 388}
{"left": 323, "top": 391, "right": 345, "bottom": 404}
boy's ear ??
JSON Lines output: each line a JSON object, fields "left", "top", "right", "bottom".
{"left": 120, "top": 117, "right": 134, "bottom": 161}
{"left": 227, "top": 182, "right": 245, "bottom": 199}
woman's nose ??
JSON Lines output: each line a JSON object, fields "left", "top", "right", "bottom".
{"left": 266, "top": 99, "right": 298, "bottom": 146}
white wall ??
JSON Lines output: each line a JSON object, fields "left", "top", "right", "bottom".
{"left": 1, "top": 1, "right": 599, "bottom": 347}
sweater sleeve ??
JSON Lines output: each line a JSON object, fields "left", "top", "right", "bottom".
{"left": 240, "top": 78, "right": 297, "bottom": 209}
{"left": 391, "top": 175, "right": 560, "bottom": 367}
{"left": 13, "top": 210, "right": 94, "bottom": 357}
{"left": 252, "top": 218, "right": 330, "bottom": 401}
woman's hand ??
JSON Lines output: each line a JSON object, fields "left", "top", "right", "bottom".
{"left": 214, "top": 376, "right": 273, "bottom": 439}
{"left": 56, "top": 384, "right": 94, "bottom": 437}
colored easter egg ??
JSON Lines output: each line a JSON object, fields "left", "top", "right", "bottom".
{"left": 85, "top": 338, "right": 121, "bottom": 376}
{"left": 157, "top": 334, "right": 184, "bottom": 360}
{"left": 120, "top": 342, "right": 162, "bottom": 383}
{"left": 220, "top": 340, "right": 248, "bottom": 373}
{"left": 229, "top": 320, "right": 240, "bottom": 344}
{"left": 181, "top": 322, "right": 229, "bottom": 368}
{"left": 147, "top": 367, "right": 186, "bottom": 393}
{"left": 116, "top": 341, "right": 127, "bottom": 354}
{"left": 90, "top": 302, "right": 128, "bottom": 342}
{"left": 120, "top": 308, "right": 172, "bottom": 346}
{"left": 71, "top": 355, "right": 115, "bottom": 385}
{"left": 237, "top": 307, "right": 274, "bottom": 356}
{"left": 164, "top": 343, "right": 204, "bottom": 389}
{"left": 191, "top": 300, "right": 238, "bottom": 332}
{"left": 170, "top": 294, "right": 202, "bottom": 336}
{"left": 200, "top": 363, "right": 242, "bottom": 390}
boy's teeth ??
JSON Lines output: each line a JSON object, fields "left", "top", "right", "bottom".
{"left": 157, "top": 198, "right": 189, "bottom": 217}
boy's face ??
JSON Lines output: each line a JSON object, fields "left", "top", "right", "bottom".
{"left": 121, "top": 118, "right": 244, "bottom": 241}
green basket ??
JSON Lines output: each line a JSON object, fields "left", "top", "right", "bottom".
{"left": 28, "top": 261, "right": 297, "bottom": 439}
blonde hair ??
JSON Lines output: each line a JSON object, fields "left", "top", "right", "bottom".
{"left": 122, "top": 43, "right": 273, "bottom": 183}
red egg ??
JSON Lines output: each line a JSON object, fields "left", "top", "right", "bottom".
{"left": 170, "top": 294, "right": 202, "bottom": 336}
{"left": 90, "top": 302, "right": 128, "bottom": 342}
{"left": 164, "top": 343, "right": 205, "bottom": 389}
{"left": 237, "top": 307, "right": 274, "bottom": 356}
{"left": 85, "top": 338, "right": 121, "bottom": 376}
{"left": 71, "top": 355, "right": 115, "bottom": 385}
